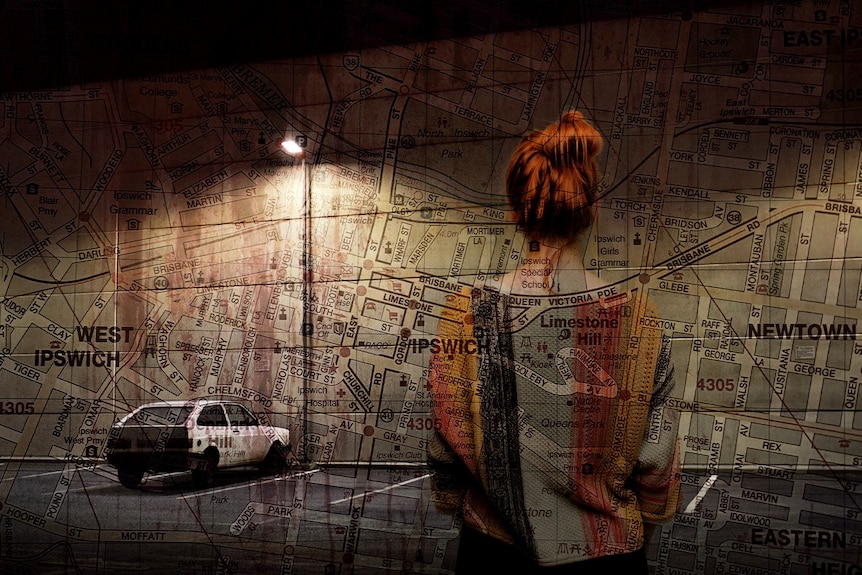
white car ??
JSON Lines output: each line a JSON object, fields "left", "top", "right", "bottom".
{"left": 105, "top": 398, "right": 291, "bottom": 488}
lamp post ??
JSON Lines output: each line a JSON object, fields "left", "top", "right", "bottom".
{"left": 282, "top": 137, "right": 311, "bottom": 467}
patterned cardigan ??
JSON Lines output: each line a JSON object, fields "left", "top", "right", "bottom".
{"left": 429, "top": 287, "right": 681, "bottom": 566}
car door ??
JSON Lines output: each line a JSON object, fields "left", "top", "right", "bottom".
{"left": 195, "top": 403, "right": 234, "bottom": 466}
{"left": 223, "top": 403, "right": 270, "bottom": 465}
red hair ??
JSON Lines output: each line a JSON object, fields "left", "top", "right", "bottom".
{"left": 506, "top": 111, "right": 603, "bottom": 243}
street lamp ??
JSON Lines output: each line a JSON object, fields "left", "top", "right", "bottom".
{"left": 282, "top": 137, "right": 312, "bottom": 467}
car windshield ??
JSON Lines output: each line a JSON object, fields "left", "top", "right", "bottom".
{"left": 131, "top": 405, "right": 194, "bottom": 425}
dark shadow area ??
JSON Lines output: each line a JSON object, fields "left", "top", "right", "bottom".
{"left": 1, "top": 0, "right": 751, "bottom": 92}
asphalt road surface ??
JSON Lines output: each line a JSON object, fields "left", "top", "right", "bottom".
{"left": 0, "top": 460, "right": 458, "bottom": 574}
{"left": 1, "top": 460, "right": 860, "bottom": 574}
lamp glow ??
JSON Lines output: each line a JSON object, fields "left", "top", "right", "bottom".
{"left": 281, "top": 139, "right": 304, "bottom": 156}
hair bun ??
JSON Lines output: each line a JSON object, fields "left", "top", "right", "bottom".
{"left": 541, "top": 110, "right": 602, "bottom": 167}
{"left": 506, "top": 110, "right": 603, "bottom": 243}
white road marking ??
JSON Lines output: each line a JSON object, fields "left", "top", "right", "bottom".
{"left": 1, "top": 469, "right": 65, "bottom": 482}
{"left": 177, "top": 468, "right": 321, "bottom": 499}
{"left": 329, "top": 473, "right": 430, "bottom": 505}
{"left": 684, "top": 473, "right": 718, "bottom": 514}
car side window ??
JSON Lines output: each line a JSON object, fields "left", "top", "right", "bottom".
{"left": 224, "top": 404, "right": 258, "bottom": 426}
{"left": 197, "top": 405, "right": 228, "bottom": 427}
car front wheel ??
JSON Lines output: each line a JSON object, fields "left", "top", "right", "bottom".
{"left": 260, "top": 442, "right": 289, "bottom": 475}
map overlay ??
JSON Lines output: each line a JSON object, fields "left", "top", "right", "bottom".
{"left": 0, "top": 1, "right": 861, "bottom": 573}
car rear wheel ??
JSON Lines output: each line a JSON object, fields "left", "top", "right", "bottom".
{"left": 192, "top": 449, "right": 218, "bottom": 488}
{"left": 117, "top": 466, "right": 144, "bottom": 489}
